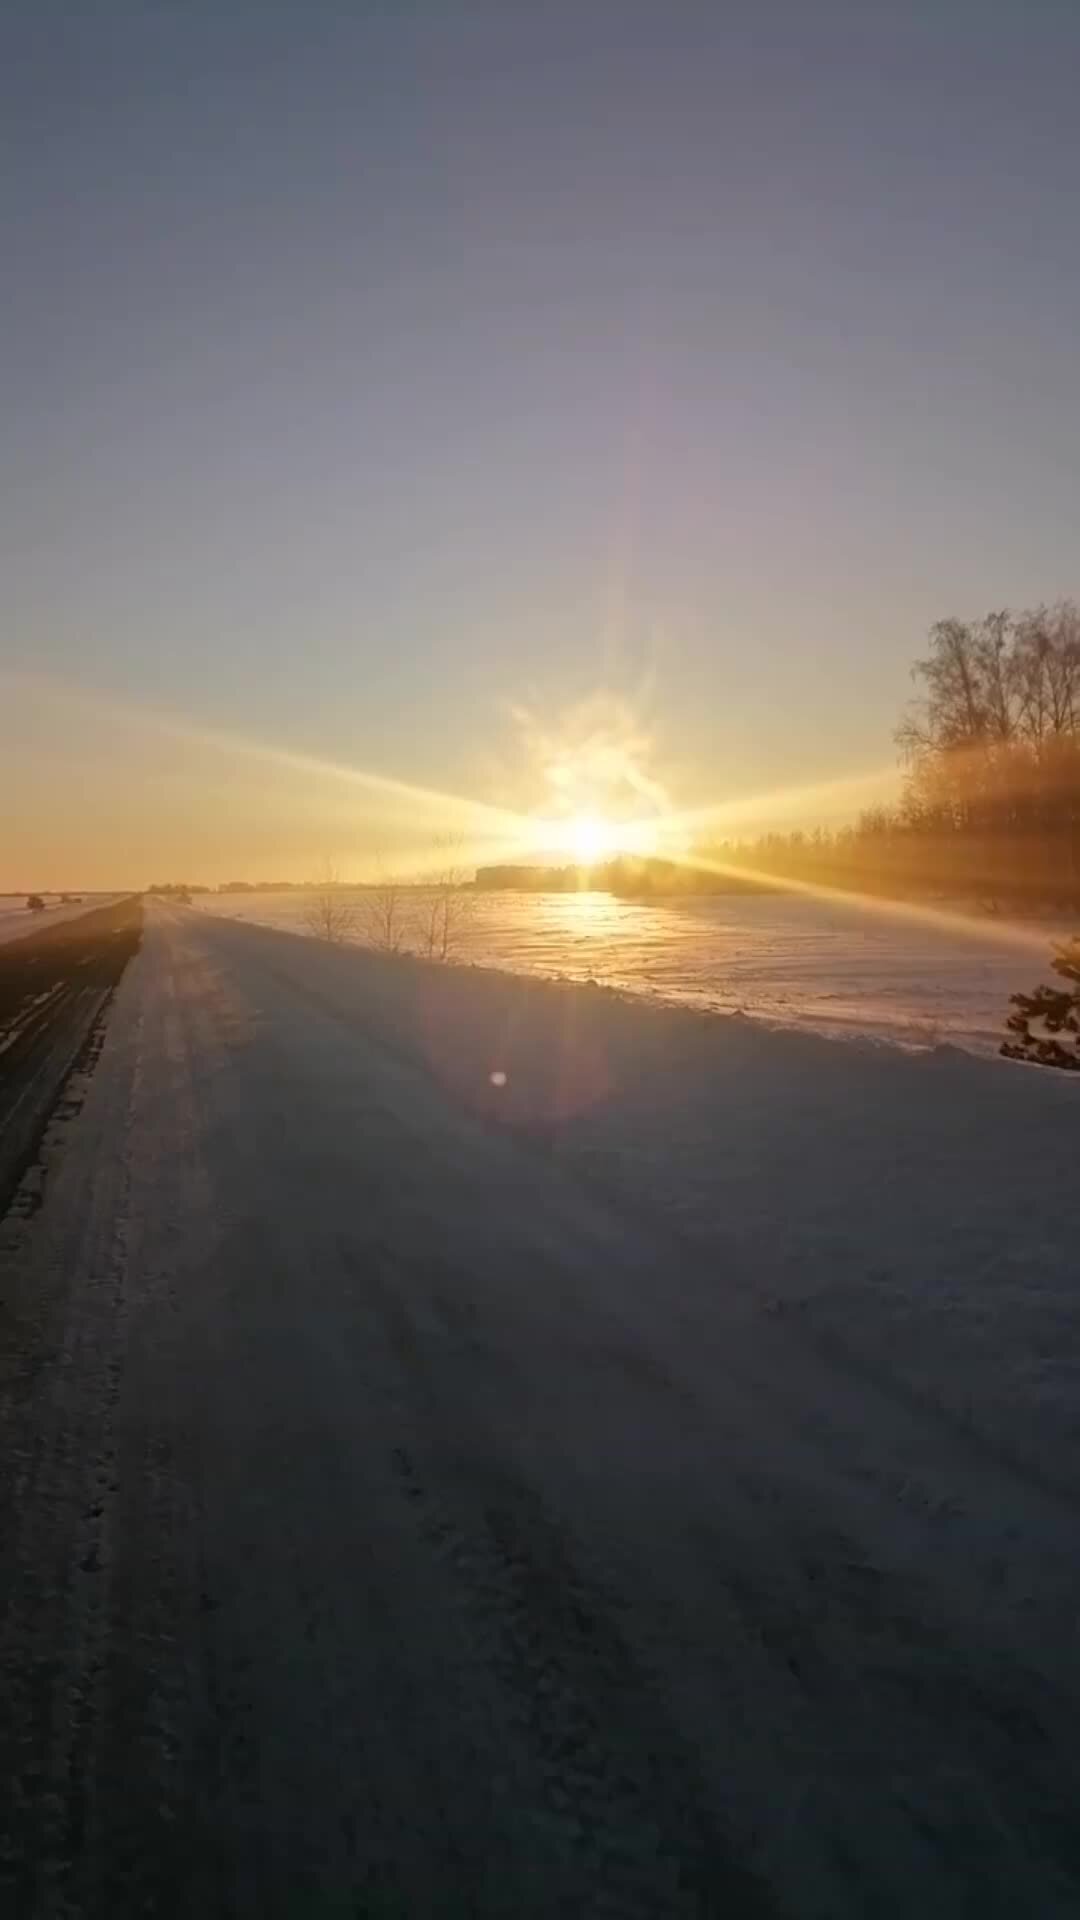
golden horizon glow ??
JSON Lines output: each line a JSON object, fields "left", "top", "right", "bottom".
{"left": 655, "top": 845, "right": 1057, "bottom": 954}
{"left": 9, "top": 670, "right": 903, "bottom": 891}
{"left": 526, "top": 812, "right": 666, "bottom": 865}
{"left": 3, "top": 671, "right": 1063, "bottom": 963}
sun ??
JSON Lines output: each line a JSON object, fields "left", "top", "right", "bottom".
{"left": 522, "top": 810, "right": 664, "bottom": 865}
{"left": 564, "top": 814, "right": 617, "bottom": 863}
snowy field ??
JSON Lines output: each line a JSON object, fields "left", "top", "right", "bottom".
{"left": 196, "top": 886, "right": 1074, "bottom": 1056}
{"left": 0, "top": 894, "right": 118, "bottom": 946}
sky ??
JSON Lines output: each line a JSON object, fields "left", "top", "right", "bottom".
{"left": 3, "top": 0, "right": 1079, "bottom": 887}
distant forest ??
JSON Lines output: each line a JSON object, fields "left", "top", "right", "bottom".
{"left": 681, "top": 601, "right": 1080, "bottom": 912}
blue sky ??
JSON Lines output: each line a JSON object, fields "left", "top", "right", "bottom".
{"left": 3, "top": 1, "right": 1079, "bottom": 881}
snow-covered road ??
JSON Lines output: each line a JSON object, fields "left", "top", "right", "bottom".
{"left": 2, "top": 903, "right": 1079, "bottom": 1916}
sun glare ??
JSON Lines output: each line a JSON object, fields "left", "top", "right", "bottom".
{"left": 541, "top": 813, "right": 662, "bottom": 863}
{"left": 565, "top": 814, "right": 616, "bottom": 863}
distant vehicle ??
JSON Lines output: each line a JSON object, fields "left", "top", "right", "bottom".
{"left": 60, "top": 892, "right": 82, "bottom": 904}
{"left": 26, "top": 894, "right": 46, "bottom": 912}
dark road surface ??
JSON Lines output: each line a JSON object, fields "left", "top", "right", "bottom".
{"left": 2, "top": 904, "right": 1080, "bottom": 1917}
{"left": 0, "top": 896, "right": 141, "bottom": 1217}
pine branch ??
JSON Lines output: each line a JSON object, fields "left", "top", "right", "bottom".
{"left": 1001, "top": 938, "right": 1080, "bottom": 1069}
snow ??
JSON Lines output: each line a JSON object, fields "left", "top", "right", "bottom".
{"left": 194, "top": 902, "right": 1080, "bottom": 1494}
{"left": 0, "top": 893, "right": 119, "bottom": 945}
{"left": 195, "top": 886, "right": 1074, "bottom": 1057}
{"left": 3, "top": 900, "right": 1080, "bottom": 1912}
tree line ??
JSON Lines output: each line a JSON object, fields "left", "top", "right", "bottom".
{"left": 705, "top": 601, "right": 1080, "bottom": 911}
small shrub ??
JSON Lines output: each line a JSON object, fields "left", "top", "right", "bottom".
{"left": 1002, "top": 938, "right": 1080, "bottom": 1071}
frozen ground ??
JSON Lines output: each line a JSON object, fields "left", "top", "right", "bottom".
{"left": 2, "top": 901, "right": 1079, "bottom": 1916}
{"left": 0, "top": 893, "right": 118, "bottom": 945}
{"left": 197, "top": 886, "right": 1073, "bottom": 1056}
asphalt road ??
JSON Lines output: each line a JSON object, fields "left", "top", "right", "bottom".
{"left": 0, "top": 895, "right": 143, "bottom": 1217}
{"left": 2, "top": 903, "right": 1079, "bottom": 1918}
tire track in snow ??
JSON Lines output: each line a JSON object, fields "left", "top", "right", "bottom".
{"left": 348, "top": 1237, "right": 777, "bottom": 1918}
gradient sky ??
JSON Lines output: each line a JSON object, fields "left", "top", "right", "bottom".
{"left": 3, "top": 0, "right": 1079, "bottom": 886}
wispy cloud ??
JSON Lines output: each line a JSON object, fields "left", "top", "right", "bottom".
{"left": 507, "top": 688, "right": 673, "bottom": 823}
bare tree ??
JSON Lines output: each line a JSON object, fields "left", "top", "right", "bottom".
{"left": 417, "top": 836, "right": 475, "bottom": 963}
{"left": 303, "top": 865, "right": 357, "bottom": 944}
{"left": 361, "top": 865, "right": 407, "bottom": 954}
{"left": 898, "top": 614, "right": 1012, "bottom": 760}
{"left": 1014, "top": 603, "right": 1080, "bottom": 741}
